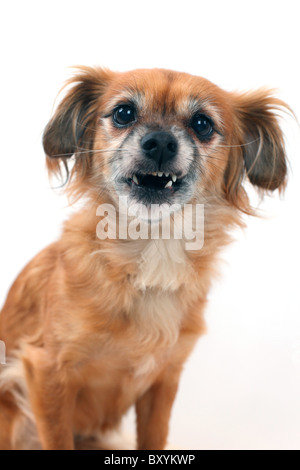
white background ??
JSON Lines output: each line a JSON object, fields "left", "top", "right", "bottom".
{"left": 1, "top": 0, "right": 300, "bottom": 450}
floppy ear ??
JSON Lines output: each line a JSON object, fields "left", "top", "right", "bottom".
{"left": 43, "top": 66, "right": 113, "bottom": 179}
{"left": 224, "top": 89, "right": 290, "bottom": 210}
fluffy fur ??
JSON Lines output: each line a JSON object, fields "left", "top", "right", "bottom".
{"left": 0, "top": 67, "right": 290, "bottom": 450}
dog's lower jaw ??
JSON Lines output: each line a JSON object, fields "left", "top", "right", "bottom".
{"left": 114, "top": 169, "right": 196, "bottom": 208}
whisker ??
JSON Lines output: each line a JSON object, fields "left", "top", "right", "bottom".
{"left": 213, "top": 137, "right": 261, "bottom": 149}
{"left": 188, "top": 150, "right": 224, "bottom": 173}
{"left": 189, "top": 145, "right": 227, "bottom": 163}
{"left": 47, "top": 148, "right": 123, "bottom": 158}
{"left": 76, "top": 147, "right": 124, "bottom": 154}
{"left": 74, "top": 118, "right": 99, "bottom": 133}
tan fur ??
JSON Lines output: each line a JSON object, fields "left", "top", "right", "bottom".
{"left": 0, "top": 67, "right": 290, "bottom": 450}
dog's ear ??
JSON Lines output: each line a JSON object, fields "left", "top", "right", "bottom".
{"left": 224, "top": 89, "right": 290, "bottom": 210}
{"left": 43, "top": 67, "right": 113, "bottom": 180}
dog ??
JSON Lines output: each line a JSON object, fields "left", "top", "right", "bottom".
{"left": 0, "top": 67, "right": 290, "bottom": 450}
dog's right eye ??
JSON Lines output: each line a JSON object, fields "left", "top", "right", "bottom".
{"left": 113, "top": 105, "right": 136, "bottom": 127}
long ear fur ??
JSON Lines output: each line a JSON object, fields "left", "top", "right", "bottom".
{"left": 224, "top": 89, "right": 291, "bottom": 211}
{"left": 43, "top": 66, "right": 113, "bottom": 184}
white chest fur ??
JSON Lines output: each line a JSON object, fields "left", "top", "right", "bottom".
{"left": 130, "top": 238, "right": 194, "bottom": 291}
{"left": 128, "top": 239, "right": 194, "bottom": 347}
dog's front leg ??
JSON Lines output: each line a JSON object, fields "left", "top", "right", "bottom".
{"left": 136, "top": 329, "right": 201, "bottom": 450}
{"left": 136, "top": 370, "right": 180, "bottom": 450}
{"left": 23, "top": 346, "right": 76, "bottom": 450}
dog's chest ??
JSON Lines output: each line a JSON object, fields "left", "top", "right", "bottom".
{"left": 95, "top": 238, "right": 195, "bottom": 371}
{"left": 122, "top": 238, "right": 194, "bottom": 291}
{"left": 79, "top": 239, "right": 195, "bottom": 413}
{"left": 84, "top": 327, "right": 175, "bottom": 411}
{"left": 85, "top": 287, "right": 184, "bottom": 395}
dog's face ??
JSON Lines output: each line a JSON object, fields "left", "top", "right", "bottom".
{"left": 97, "top": 69, "right": 231, "bottom": 208}
{"left": 43, "top": 67, "right": 288, "bottom": 212}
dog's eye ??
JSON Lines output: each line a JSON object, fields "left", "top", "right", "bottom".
{"left": 191, "top": 114, "right": 214, "bottom": 141}
{"left": 113, "top": 105, "right": 136, "bottom": 127}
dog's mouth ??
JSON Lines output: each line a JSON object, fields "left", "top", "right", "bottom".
{"left": 126, "top": 171, "right": 182, "bottom": 192}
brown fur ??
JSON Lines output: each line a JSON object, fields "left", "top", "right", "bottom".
{"left": 0, "top": 67, "right": 290, "bottom": 450}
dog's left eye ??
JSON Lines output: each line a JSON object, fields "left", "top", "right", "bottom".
{"left": 190, "top": 113, "right": 214, "bottom": 141}
{"left": 113, "top": 105, "right": 136, "bottom": 127}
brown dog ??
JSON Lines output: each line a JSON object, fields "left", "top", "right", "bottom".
{"left": 0, "top": 67, "right": 289, "bottom": 450}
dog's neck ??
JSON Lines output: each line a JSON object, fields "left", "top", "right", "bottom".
{"left": 62, "top": 199, "right": 241, "bottom": 294}
{"left": 118, "top": 238, "right": 194, "bottom": 292}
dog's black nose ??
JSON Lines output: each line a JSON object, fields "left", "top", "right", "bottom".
{"left": 141, "top": 131, "right": 178, "bottom": 165}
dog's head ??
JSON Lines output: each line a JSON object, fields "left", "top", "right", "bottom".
{"left": 43, "top": 67, "right": 289, "bottom": 212}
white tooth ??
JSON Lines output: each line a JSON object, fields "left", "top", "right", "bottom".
{"left": 164, "top": 180, "right": 173, "bottom": 188}
{"left": 133, "top": 174, "right": 139, "bottom": 185}
{"left": 164, "top": 173, "right": 169, "bottom": 177}
{"left": 172, "top": 174, "right": 177, "bottom": 183}
{"left": 158, "top": 172, "right": 163, "bottom": 177}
